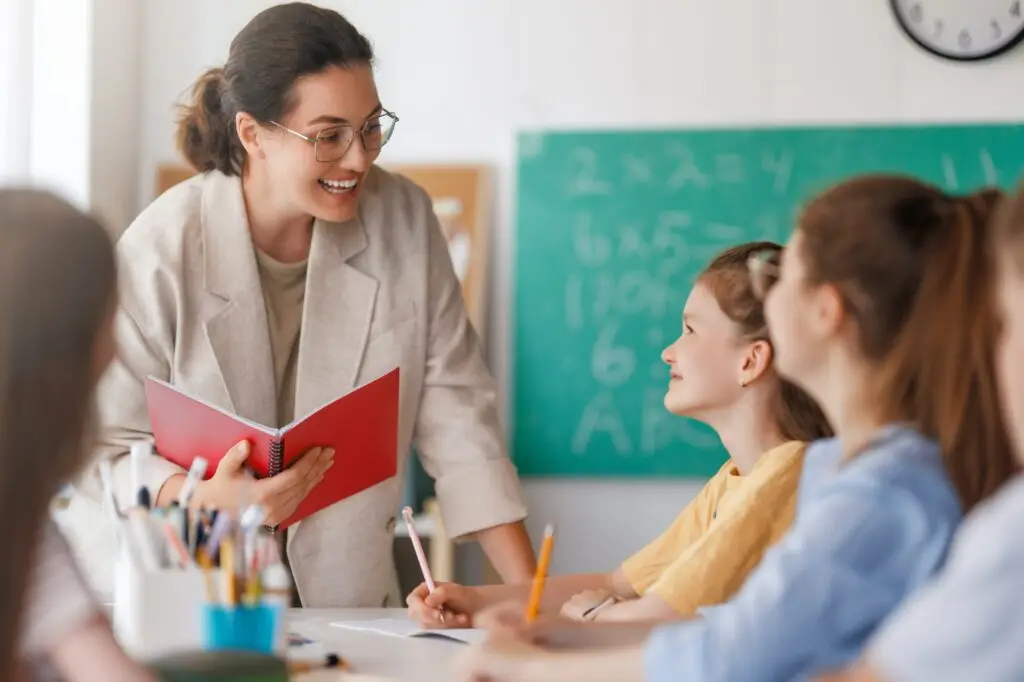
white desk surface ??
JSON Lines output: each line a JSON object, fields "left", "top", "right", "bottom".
{"left": 288, "top": 608, "right": 463, "bottom": 682}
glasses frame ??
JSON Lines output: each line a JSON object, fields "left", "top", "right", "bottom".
{"left": 270, "top": 109, "right": 399, "bottom": 163}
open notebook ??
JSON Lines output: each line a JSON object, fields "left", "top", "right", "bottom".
{"left": 329, "top": 618, "right": 486, "bottom": 645}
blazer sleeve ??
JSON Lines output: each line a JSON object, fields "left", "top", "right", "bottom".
{"left": 73, "top": 258, "right": 185, "bottom": 511}
{"left": 409, "top": 187, "right": 528, "bottom": 539}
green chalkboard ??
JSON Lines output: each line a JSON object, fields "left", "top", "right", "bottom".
{"left": 512, "top": 123, "right": 1024, "bottom": 478}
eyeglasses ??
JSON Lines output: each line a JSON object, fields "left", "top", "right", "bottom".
{"left": 270, "top": 109, "right": 399, "bottom": 163}
{"left": 747, "top": 249, "right": 782, "bottom": 300}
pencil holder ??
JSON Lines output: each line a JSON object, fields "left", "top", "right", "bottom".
{"left": 201, "top": 603, "right": 282, "bottom": 654}
{"left": 112, "top": 556, "right": 206, "bottom": 660}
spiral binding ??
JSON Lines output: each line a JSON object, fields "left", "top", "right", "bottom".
{"left": 268, "top": 441, "right": 284, "bottom": 477}
{"left": 265, "top": 441, "right": 285, "bottom": 533}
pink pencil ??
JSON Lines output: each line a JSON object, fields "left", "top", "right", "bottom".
{"left": 402, "top": 506, "right": 446, "bottom": 625}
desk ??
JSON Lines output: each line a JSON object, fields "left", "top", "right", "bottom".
{"left": 289, "top": 609, "right": 462, "bottom": 682}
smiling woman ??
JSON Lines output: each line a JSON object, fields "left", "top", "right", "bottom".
{"left": 62, "top": 0, "right": 536, "bottom": 606}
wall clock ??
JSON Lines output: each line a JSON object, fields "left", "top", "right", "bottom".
{"left": 891, "top": 0, "right": 1024, "bottom": 61}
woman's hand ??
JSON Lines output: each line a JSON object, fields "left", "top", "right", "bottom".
{"left": 192, "top": 440, "right": 334, "bottom": 525}
{"left": 407, "top": 582, "right": 481, "bottom": 629}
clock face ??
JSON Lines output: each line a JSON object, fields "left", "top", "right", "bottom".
{"left": 891, "top": 0, "right": 1024, "bottom": 61}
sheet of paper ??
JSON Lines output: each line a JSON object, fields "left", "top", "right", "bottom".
{"left": 329, "top": 617, "right": 486, "bottom": 645}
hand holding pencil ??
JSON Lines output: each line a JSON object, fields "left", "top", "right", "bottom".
{"left": 402, "top": 506, "right": 479, "bottom": 628}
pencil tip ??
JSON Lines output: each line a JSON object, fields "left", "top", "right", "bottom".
{"left": 543, "top": 523, "right": 554, "bottom": 536}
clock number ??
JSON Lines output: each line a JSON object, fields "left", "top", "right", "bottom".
{"left": 1013, "top": 1, "right": 1022, "bottom": 18}
{"left": 959, "top": 29, "right": 973, "bottom": 49}
{"left": 909, "top": 3, "right": 923, "bottom": 22}
{"left": 992, "top": 19, "right": 1003, "bottom": 39}
{"left": 934, "top": 19, "right": 944, "bottom": 38}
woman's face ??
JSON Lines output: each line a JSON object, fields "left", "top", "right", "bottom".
{"left": 764, "top": 231, "right": 828, "bottom": 388}
{"left": 258, "top": 64, "right": 384, "bottom": 224}
{"left": 994, "top": 250, "right": 1024, "bottom": 463}
{"left": 661, "top": 282, "right": 750, "bottom": 419}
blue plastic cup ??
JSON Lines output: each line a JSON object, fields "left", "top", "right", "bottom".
{"left": 201, "top": 603, "right": 282, "bottom": 654}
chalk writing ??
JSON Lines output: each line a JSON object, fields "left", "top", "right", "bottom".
{"left": 568, "top": 271, "right": 676, "bottom": 324}
{"left": 569, "top": 147, "right": 612, "bottom": 195}
{"left": 618, "top": 223, "right": 651, "bottom": 259}
{"left": 941, "top": 154, "right": 959, "bottom": 190}
{"left": 623, "top": 153, "right": 654, "bottom": 185}
{"left": 940, "top": 150, "right": 1005, "bottom": 191}
{"left": 762, "top": 149, "right": 794, "bottom": 194}
{"left": 981, "top": 149, "right": 997, "bottom": 184}
{"left": 666, "top": 143, "right": 709, "bottom": 190}
{"left": 591, "top": 322, "right": 636, "bottom": 387}
{"left": 571, "top": 212, "right": 611, "bottom": 267}
{"left": 571, "top": 390, "right": 632, "bottom": 455}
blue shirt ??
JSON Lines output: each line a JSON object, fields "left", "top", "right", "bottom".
{"left": 643, "top": 425, "right": 962, "bottom": 682}
{"left": 869, "top": 474, "right": 1024, "bottom": 682}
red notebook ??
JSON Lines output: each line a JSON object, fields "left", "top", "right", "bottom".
{"left": 144, "top": 368, "right": 400, "bottom": 530}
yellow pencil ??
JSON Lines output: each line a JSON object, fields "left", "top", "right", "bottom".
{"left": 524, "top": 524, "right": 555, "bottom": 623}
{"left": 220, "top": 535, "right": 238, "bottom": 606}
{"left": 196, "top": 548, "right": 217, "bottom": 603}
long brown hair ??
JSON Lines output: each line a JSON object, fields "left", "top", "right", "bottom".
{"left": 699, "top": 241, "right": 834, "bottom": 443}
{"left": 0, "top": 190, "right": 116, "bottom": 678}
{"left": 798, "top": 175, "right": 1016, "bottom": 510}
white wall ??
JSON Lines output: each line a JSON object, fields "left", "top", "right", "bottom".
{"left": 0, "top": 0, "right": 139, "bottom": 232}
{"left": 132, "top": 0, "right": 1024, "bottom": 576}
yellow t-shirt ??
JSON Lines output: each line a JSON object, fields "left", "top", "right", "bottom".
{"left": 619, "top": 440, "right": 806, "bottom": 615}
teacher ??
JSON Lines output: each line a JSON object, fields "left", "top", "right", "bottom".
{"left": 66, "top": 1, "right": 535, "bottom": 606}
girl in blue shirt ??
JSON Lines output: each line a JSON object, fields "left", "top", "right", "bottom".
{"left": 454, "top": 177, "right": 1018, "bottom": 682}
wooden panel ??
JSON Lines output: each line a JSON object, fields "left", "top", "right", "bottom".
{"left": 386, "top": 164, "right": 493, "bottom": 339}
{"left": 155, "top": 163, "right": 196, "bottom": 196}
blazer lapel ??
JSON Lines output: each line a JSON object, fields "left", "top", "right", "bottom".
{"left": 293, "top": 209, "right": 378, "bottom": 418}
{"left": 200, "top": 173, "right": 277, "bottom": 428}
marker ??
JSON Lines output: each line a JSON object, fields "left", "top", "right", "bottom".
{"left": 130, "top": 440, "right": 154, "bottom": 506}
{"left": 176, "top": 457, "right": 208, "bottom": 508}
{"left": 287, "top": 654, "right": 347, "bottom": 674}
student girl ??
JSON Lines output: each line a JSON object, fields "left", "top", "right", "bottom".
{"left": 454, "top": 176, "right": 1019, "bottom": 682}
{"left": 819, "top": 188, "right": 1024, "bottom": 682}
{"left": 408, "top": 241, "right": 833, "bottom": 627}
{"left": 0, "top": 190, "right": 155, "bottom": 681}
{"left": 63, "top": 2, "right": 535, "bottom": 606}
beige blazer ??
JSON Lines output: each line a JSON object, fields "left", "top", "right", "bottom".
{"left": 64, "top": 167, "right": 527, "bottom": 606}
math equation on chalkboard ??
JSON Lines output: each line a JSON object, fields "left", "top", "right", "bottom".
{"left": 512, "top": 123, "right": 1024, "bottom": 478}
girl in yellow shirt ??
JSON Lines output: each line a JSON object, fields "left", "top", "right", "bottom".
{"left": 407, "top": 241, "right": 833, "bottom": 626}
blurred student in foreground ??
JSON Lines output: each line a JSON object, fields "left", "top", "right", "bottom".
{"left": 409, "top": 242, "right": 832, "bottom": 627}
{"left": 0, "top": 190, "right": 155, "bottom": 682}
{"left": 818, "top": 187, "right": 1023, "bottom": 682}
{"left": 454, "top": 177, "right": 1019, "bottom": 682}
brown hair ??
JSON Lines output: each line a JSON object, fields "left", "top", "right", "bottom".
{"left": 699, "top": 241, "right": 834, "bottom": 443}
{"left": 0, "top": 190, "right": 116, "bottom": 678}
{"left": 176, "top": 2, "right": 374, "bottom": 175}
{"left": 798, "top": 175, "right": 1017, "bottom": 511}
